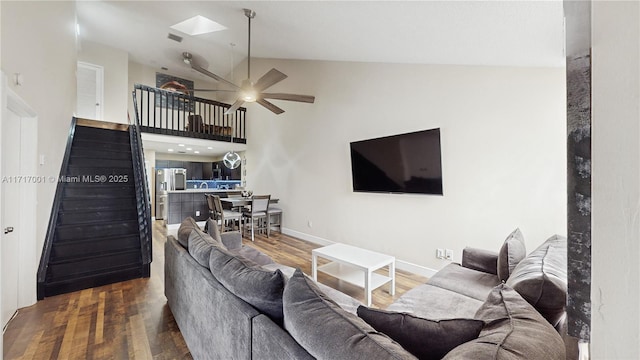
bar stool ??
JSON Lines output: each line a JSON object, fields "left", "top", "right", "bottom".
{"left": 267, "top": 207, "right": 283, "bottom": 237}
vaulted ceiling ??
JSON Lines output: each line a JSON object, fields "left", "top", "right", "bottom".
{"left": 77, "top": 1, "right": 565, "bottom": 82}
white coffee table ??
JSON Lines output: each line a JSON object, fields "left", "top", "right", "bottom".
{"left": 312, "top": 243, "right": 395, "bottom": 306}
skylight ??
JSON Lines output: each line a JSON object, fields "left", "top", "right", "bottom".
{"left": 170, "top": 15, "right": 226, "bottom": 36}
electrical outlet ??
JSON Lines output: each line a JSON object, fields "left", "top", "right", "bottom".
{"left": 445, "top": 249, "right": 454, "bottom": 261}
{"left": 307, "top": 220, "right": 313, "bottom": 228}
{"left": 196, "top": 210, "right": 200, "bottom": 216}
{"left": 436, "top": 248, "right": 445, "bottom": 259}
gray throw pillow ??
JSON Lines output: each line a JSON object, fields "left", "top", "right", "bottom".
{"left": 177, "top": 217, "right": 199, "bottom": 248}
{"left": 357, "top": 306, "right": 483, "bottom": 360}
{"left": 443, "top": 284, "right": 565, "bottom": 360}
{"left": 187, "top": 228, "right": 222, "bottom": 268}
{"left": 497, "top": 228, "right": 526, "bottom": 281}
{"left": 205, "top": 218, "right": 222, "bottom": 242}
{"left": 209, "top": 245, "right": 285, "bottom": 324}
{"left": 283, "top": 269, "right": 417, "bottom": 360}
{"left": 506, "top": 234, "right": 567, "bottom": 326}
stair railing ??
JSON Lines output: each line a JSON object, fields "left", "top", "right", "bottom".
{"left": 130, "top": 91, "right": 152, "bottom": 271}
{"left": 37, "top": 117, "right": 78, "bottom": 300}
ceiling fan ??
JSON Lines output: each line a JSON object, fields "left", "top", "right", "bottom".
{"left": 182, "top": 8, "right": 315, "bottom": 115}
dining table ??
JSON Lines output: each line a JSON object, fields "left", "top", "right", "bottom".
{"left": 220, "top": 197, "right": 279, "bottom": 211}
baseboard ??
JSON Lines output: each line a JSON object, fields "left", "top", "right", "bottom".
{"left": 282, "top": 227, "right": 335, "bottom": 246}
{"left": 282, "top": 227, "right": 437, "bottom": 278}
{"left": 395, "top": 260, "right": 438, "bottom": 278}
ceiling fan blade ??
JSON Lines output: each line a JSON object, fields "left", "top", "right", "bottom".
{"left": 261, "top": 93, "right": 315, "bottom": 103}
{"left": 257, "top": 98, "right": 285, "bottom": 115}
{"left": 190, "top": 63, "right": 240, "bottom": 90}
{"left": 254, "top": 68, "right": 288, "bottom": 91}
{"left": 224, "top": 98, "right": 246, "bottom": 115}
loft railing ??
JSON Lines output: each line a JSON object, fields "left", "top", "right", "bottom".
{"left": 132, "top": 84, "right": 247, "bottom": 144}
{"left": 128, "top": 107, "right": 152, "bottom": 272}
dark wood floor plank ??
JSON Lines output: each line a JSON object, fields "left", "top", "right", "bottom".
{"left": 3, "top": 221, "right": 428, "bottom": 359}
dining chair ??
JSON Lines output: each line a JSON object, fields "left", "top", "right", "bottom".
{"left": 242, "top": 194, "right": 270, "bottom": 241}
{"left": 207, "top": 194, "right": 242, "bottom": 234}
{"left": 267, "top": 207, "right": 283, "bottom": 237}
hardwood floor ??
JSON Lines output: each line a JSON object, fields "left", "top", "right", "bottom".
{"left": 3, "top": 221, "right": 427, "bottom": 359}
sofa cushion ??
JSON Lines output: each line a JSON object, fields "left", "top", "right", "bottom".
{"left": 187, "top": 228, "right": 223, "bottom": 268}
{"left": 506, "top": 235, "right": 567, "bottom": 326}
{"left": 442, "top": 284, "right": 565, "bottom": 360}
{"left": 497, "top": 228, "right": 526, "bottom": 281}
{"left": 283, "top": 269, "right": 417, "bottom": 360}
{"left": 428, "top": 263, "right": 501, "bottom": 301}
{"left": 177, "top": 217, "right": 199, "bottom": 248}
{"left": 357, "top": 306, "right": 483, "bottom": 360}
{"left": 231, "top": 246, "right": 275, "bottom": 266}
{"left": 263, "top": 263, "right": 364, "bottom": 314}
{"left": 209, "top": 245, "right": 285, "bottom": 324}
{"left": 388, "top": 283, "right": 484, "bottom": 320}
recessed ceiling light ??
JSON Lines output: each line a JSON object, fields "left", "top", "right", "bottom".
{"left": 186, "top": 148, "right": 192, "bottom": 151}
{"left": 194, "top": 151, "right": 200, "bottom": 154}
{"left": 207, "top": 147, "right": 213, "bottom": 150}
{"left": 170, "top": 15, "right": 227, "bottom": 36}
{"left": 178, "top": 144, "right": 185, "bottom": 147}
{"left": 168, "top": 149, "right": 174, "bottom": 152}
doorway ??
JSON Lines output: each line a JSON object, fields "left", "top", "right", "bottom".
{"left": 77, "top": 61, "right": 104, "bottom": 120}
{"left": 1, "top": 73, "right": 38, "bottom": 331}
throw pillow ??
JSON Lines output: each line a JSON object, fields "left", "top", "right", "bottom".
{"left": 506, "top": 234, "right": 567, "bottom": 326}
{"left": 177, "top": 217, "right": 199, "bottom": 248}
{"left": 187, "top": 228, "right": 222, "bottom": 268}
{"left": 205, "top": 218, "right": 222, "bottom": 242}
{"left": 283, "top": 269, "right": 417, "bottom": 360}
{"left": 357, "top": 306, "right": 483, "bottom": 360}
{"left": 442, "top": 284, "right": 565, "bottom": 360}
{"left": 497, "top": 228, "right": 526, "bottom": 281}
{"left": 208, "top": 245, "right": 285, "bottom": 324}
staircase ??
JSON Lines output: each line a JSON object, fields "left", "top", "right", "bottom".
{"left": 37, "top": 119, "right": 151, "bottom": 299}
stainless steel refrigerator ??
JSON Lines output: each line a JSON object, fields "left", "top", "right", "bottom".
{"left": 155, "top": 168, "right": 187, "bottom": 220}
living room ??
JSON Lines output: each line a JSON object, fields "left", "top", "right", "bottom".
{"left": 1, "top": 1, "right": 639, "bottom": 359}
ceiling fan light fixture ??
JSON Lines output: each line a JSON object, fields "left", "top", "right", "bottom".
{"left": 240, "top": 79, "right": 257, "bottom": 102}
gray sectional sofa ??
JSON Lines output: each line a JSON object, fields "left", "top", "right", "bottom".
{"left": 165, "top": 219, "right": 572, "bottom": 359}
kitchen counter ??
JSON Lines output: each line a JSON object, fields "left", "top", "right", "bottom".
{"left": 166, "top": 189, "right": 242, "bottom": 224}
{"left": 168, "top": 189, "right": 241, "bottom": 194}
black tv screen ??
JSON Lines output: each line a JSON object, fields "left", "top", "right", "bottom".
{"left": 350, "top": 128, "right": 443, "bottom": 195}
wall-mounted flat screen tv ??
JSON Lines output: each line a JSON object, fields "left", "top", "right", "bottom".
{"left": 350, "top": 128, "right": 443, "bottom": 195}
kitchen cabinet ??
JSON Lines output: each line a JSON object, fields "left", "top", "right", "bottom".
{"left": 202, "top": 162, "right": 213, "bottom": 180}
{"left": 190, "top": 162, "right": 203, "bottom": 180}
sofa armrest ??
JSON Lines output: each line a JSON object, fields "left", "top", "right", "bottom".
{"left": 461, "top": 247, "right": 499, "bottom": 275}
{"left": 221, "top": 231, "right": 242, "bottom": 250}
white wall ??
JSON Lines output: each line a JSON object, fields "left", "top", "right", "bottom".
{"left": 591, "top": 1, "right": 640, "bottom": 358}
{"left": 244, "top": 58, "right": 567, "bottom": 272}
{"left": 0, "top": 1, "right": 76, "bottom": 304}
{"left": 78, "top": 40, "right": 128, "bottom": 123}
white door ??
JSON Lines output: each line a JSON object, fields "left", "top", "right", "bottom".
{"left": 1, "top": 107, "right": 21, "bottom": 328}
{"left": 77, "top": 61, "right": 104, "bottom": 120}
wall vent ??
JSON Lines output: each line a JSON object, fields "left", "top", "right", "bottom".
{"left": 167, "top": 33, "right": 183, "bottom": 42}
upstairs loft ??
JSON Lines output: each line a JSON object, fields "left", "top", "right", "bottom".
{"left": 132, "top": 84, "right": 247, "bottom": 145}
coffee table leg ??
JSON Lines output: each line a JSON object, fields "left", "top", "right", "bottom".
{"left": 365, "top": 270, "right": 372, "bottom": 306}
{"left": 389, "top": 261, "right": 396, "bottom": 296}
{"left": 312, "top": 254, "right": 318, "bottom": 282}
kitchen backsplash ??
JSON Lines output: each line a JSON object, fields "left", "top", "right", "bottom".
{"left": 186, "top": 180, "right": 241, "bottom": 190}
